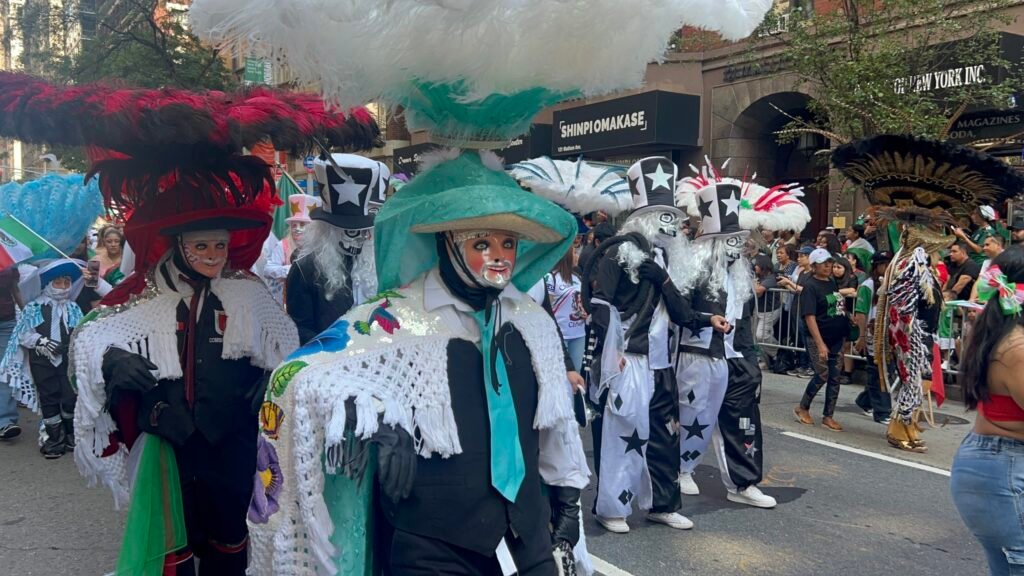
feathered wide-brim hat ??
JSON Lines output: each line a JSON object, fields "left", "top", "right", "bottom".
{"left": 376, "top": 150, "right": 576, "bottom": 292}
{"left": 832, "top": 134, "right": 1024, "bottom": 216}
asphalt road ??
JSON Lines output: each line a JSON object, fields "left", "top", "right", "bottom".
{"left": 0, "top": 374, "right": 983, "bottom": 575}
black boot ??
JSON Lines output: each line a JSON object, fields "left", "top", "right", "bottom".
{"left": 62, "top": 417, "right": 75, "bottom": 451}
{"left": 40, "top": 420, "right": 66, "bottom": 459}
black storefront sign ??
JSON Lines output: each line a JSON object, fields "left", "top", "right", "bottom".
{"left": 893, "top": 32, "right": 1024, "bottom": 96}
{"left": 551, "top": 91, "right": 700, "bottom": 157}
{"left": 496, "top": 124, "right": 552, "bottom": 163}
{"left": 392, "top": 142, "right": 441, "bottom": 177}
{"left": 949, "top": 107, "right": 1024, "bottom": 144}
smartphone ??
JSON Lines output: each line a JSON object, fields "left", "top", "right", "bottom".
{"left": 85, "top": 259, "right": 100, "bottom": 288}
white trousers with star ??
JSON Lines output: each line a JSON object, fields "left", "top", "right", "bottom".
{"left": 677, "top": 352, "right": 728, "bottom": 475}
{"left": 596, "top": 353, "right": 653, "bottom": 519}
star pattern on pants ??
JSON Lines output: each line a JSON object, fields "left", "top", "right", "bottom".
{"left": 682, "top": 418, "right": 709, "bottom": 440}
{"left": 745, "top": 442, "right": 759, "bottom": 457}
{"left": 620, "top": 428, "right": 648, "bottom": 457}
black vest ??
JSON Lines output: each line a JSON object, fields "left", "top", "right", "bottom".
{"left": 138, "top": 290, "right": 264, "bottom": 446}
{"left": 27, "top": 303, "right": 70, "bottom": 368}
{"left": 382, "top": 325, "right": 550, "bottom": 558}
{"left": 287, "top": 254, "right": 356, "bottom": 344}
{"left": 679, "top": 281, "right": 728, "bottom": 359}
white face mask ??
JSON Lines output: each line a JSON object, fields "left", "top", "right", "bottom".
{"left": 44, "top": 284, "right": 72, "bottom": 302}
{"left": 449, "top": 230, "right": 519, "bottom": 290}
{"left": 656, "top": 211, "right": 680, "bottom": 239}
{"left": 724, "top": 235, "right": 744, "bottom": 264}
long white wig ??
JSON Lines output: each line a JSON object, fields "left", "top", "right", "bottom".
{"left": 676, "top": 235, "right": 755, "bottom": 317}
{"left": 295, "top": 220, "right": 377, "bottom": 301}
{"left": 619, "top": 211, "right": 691, "bottom": 287}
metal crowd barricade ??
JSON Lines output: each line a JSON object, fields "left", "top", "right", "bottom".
{"left": 752, "top": 286, "right": 969, "bottom": 373}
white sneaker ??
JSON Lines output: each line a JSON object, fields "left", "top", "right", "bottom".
{"left": 727, "top": 485, "right": 777, "bottom": 509}
{"left": 678, "top": 472, "right": 700, "bottom": 495}
{"left": 596, "top": 516, "right": 630, "bottom": 534}
{"left": 647, "top": 512, "right": 694, "bottom": 530}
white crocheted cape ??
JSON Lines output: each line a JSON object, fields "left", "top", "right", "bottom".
{"left": 249, "top": 274, "right": 572, "bottom": 576}
{"left": 70, "top": 261, "right": 299, "bottom": 509}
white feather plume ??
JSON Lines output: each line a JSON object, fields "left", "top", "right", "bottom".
{"left": 508, "top": 156, "right": 633, "bottom": 216}
{"left": 189, "top": 0, "right": 773, "bottom": 112}
{"left": 677, "top": 160, "right": 811, "bottom": 233}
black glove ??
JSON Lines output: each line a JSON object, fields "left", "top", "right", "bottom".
{"left": 638, "top": 260, "right": 669, "bottom": 287}
{"left": 103, "top": 348, "right": 158, "bottom": 408}
{"left": 549, "top": 485, "right": 582, "bottom": 547}
{"left": 138, "top": 389, "right": 196, "bottom": 447}
{"left": 34, "top": 337, "right": 61, "bottom": 356}
{"left": 372, "top": 422, "right": 417, "bottom": 502}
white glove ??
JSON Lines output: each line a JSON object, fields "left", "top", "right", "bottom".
{"left": 35, "top": 337, "right": 60, "bottom": 356}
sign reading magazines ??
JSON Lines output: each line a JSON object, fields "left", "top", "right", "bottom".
{"left": 552, "top": 91, "right": 700, "bottom": 157}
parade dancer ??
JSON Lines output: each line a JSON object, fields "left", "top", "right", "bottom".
{"left": 0, "top": 74, "right": 378, "bottom": 576}
{"left": 833, "top": 134, "right": 1024, "bottom": 454}
{"left": 261, "top": 194, "right": 322, "bottom": 304}
{"left": 286, "top": 154, "right": 390, "bottom": 343}
{"left": 676, "top": 168, "right": 810, "bottom": 505}
{"left": 244, "top": 150, "right": 587, "bottom": 575}
{"left": 1, "top": 259, "right": 85, "bottom": 458}
{"left": 585, "top": 156, "right": 727, "bottom": 533}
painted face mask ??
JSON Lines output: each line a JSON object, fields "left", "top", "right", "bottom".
{"left": 180, "top": 230, "right": 230, "bottom": 279}
{"left": 656, "top": 211, "right": 679, "bottom": 238}
{"left": 453, "top": 230, "right": 519, "bottom": 290}
{"left": 724, "top": 235, "right": 745, "bottom": 264}
{"left": 289, "top": 221, "right": 309, "bottom": 246}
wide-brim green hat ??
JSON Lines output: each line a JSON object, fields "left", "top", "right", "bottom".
{"left": 374, "top": 150, "right": 577, "bottom": 292}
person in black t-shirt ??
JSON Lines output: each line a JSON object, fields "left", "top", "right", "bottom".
{"left": 794, "top": 249, "right": 848, "bottom": 431}
{"left": 943, "top": 242, "right": 981, "bottom": 302}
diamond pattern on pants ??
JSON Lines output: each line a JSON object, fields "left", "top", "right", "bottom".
{"left": 681, "top": 450, "right": 702, "bottom": 462}
{"left": 686, "top": 389, "right": 696, "bottom": 404}
{"left": 613, "top": 393, "right": 624, "bottom": 411}
{"left": 618, "top": 489, "right": 634, "bottom": 506}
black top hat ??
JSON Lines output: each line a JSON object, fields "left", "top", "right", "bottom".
{"left": 312, "top": 153, "right": 391, "bottom": 230}
{"left": 832, "top": 134, "right": 1024, "bottom": 216}
{"left": 695, "top": 182, "right": 749, "bottom": 240}
{"left": 626, "top": 156, "right": 684, "bottom": 218}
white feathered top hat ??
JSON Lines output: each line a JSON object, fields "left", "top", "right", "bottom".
{"left": 508, "top": 156, "right": 633, "bottom": 217}
{"left": 676, "top": 159, "right": 812, "bottom": 233}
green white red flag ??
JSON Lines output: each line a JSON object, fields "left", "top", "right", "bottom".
{"left": 0, "top": 215, "right": 51, "bottom": 270}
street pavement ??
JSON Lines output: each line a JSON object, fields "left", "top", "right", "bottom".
{"left": 0, "top": 373, "right": 982, "bottom": 575}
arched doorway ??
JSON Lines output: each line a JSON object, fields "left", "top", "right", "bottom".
{"left": 711, "top": 90, "right": 831, "bottom": 238}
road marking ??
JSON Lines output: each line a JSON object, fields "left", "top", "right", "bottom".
{"left": 781, "top": 431, "right": 951, "bottom": 477}
{"left": 591, "top": 554, "right": 637, "bottom": 576}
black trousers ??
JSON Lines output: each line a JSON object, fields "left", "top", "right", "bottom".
{"left": 717, "top": 357, "right": 764, "bottom": 490}
{"left": 171, "top": 426, "right": 257, "bottom": 576}
{"left": 29, "top": 357, "right": 75, "bottom": 420}
{"left": 389, "top": 528, "right": 556, "bottom": 576}
{"left": 648, "top": 367, "right": 682, "bottom": 514}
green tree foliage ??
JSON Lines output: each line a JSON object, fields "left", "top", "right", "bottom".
{"left": 12, "top": 0, "right": 237, "bottom": 170}
{"left": 752, "top": 0, "right": 1023, "bottom": 143}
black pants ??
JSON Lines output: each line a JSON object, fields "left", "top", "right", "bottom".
{"left": 800, "top": 338, "right": 844, "bottom": 417}
{"left": 29, "top": 357, "right": 75, "bottom": 420}
{"left": 718, "top": 357, "right": 764, "bottom": 490}
{"left": 172, "top": 427, "right": 257, "bottom": 575}
{"left": 854, "top": 355, "right": 892, "bottom": 422}
{"left": 389, "top": 528, "right": 556, "bottom": 576}
{"left": 648, "top": 367, "right": 682, "bottom": 514}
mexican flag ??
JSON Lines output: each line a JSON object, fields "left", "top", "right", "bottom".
{"left": 0, "top": 215, "right": 50, "bottom": 270}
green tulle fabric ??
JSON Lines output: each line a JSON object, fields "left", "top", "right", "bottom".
{"left": 374, "top": 151, "right": 577, "bottom": 293}
{"left": 116, "top": 434, "right": 187, "bottom": 576}
{"left": 325, "top": 448, "right": 377, "bottom": 576}
{"left": 398, "top": 80, "right": 577, "bottom": 144}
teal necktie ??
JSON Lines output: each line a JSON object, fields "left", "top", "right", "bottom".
{"left": 472, "top": 306, "right": 526, "bottom": 502}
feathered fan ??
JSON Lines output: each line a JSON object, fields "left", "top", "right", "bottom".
{"left": 676, "top": 159, "right": 812, "bottom": 232}
{"left": 0, "top": 174, "right": 104, "bottom": 257}
{"left": 508, "top": 156, "right": 633, "bottom": 217}
{"left": 0, "top": 72, "right": 380, "bottom": 155}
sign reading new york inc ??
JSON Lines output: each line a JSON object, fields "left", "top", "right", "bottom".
{"left": 552, "top": 91, "right": 700, "bottom": 157}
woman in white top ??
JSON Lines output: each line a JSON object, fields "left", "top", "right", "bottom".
{"left": 529, "top": 247, "right": 588, "bottom": 371}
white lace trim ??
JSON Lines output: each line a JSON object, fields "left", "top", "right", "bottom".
{"left": 252, "top": 274, "right": 571, "bottom": 575}
{"left": 70, "top": 260, "right": 299, "bottom": 509}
